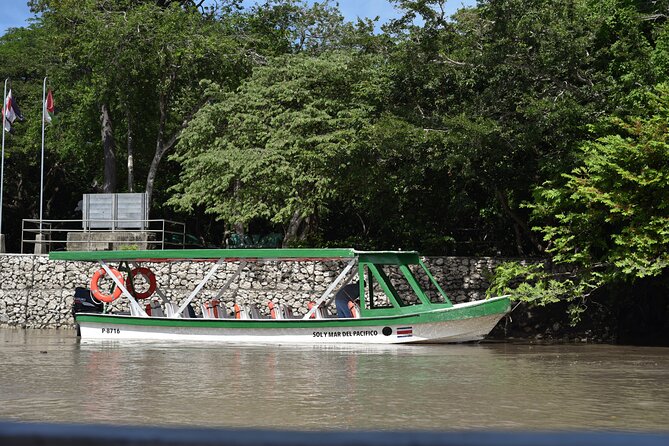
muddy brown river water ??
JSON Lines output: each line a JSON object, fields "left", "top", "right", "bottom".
{"left": 1, "top": 328, "right": 668, "bottom": 431}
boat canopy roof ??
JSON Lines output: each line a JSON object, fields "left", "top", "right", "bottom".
{"left": 49, "top": 248, "right": 420, "bottom": 264}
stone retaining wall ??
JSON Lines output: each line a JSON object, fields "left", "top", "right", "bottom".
{"left": 0, "top": 254, "right": 504, "bottom": 329}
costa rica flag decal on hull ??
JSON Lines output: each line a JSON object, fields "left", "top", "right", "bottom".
{"left": 397, "top": 326, "right": 413, "bottom": 338}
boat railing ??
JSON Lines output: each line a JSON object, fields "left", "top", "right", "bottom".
{"left": 21, "top": 218, "right": 187, "bottom": 253}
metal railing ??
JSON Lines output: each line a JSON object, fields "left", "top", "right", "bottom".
{"left": 21, "top": 218, "right": 186, "bottom": 253}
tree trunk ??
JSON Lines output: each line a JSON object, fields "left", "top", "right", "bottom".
{"left": 283, "top": 210, "right": 304, "bottom": 247}
{"left": 494, "top": 186, "right": 543, "bottom": 254}
{"left": 283, "top": 210, "right": 316, "bottom": 247}
{"left": 127, "top": 111, "right": 134, "bottom": 193}
{"left": 145, "top": 94, "right": 168, "bottom": 209}
{"left": 233, "top": 179, "right": 244, "bottom": 235}
{"left": 145, "top": 94, "right": 207, "bottom": 208}
{"left": 100, "top": 103, "right": 116, "bottom": 193}
{"left": 512, "top": 222, "right": 525, "bottom": 256}
{"left": 145, "top": 143, "right": 162, "bottom": 209}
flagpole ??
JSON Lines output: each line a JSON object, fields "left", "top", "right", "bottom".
{"left": 40, "top": 77, "right": 47, "bottom": 236}
{"left": 0, "top": 78, "right": 8, "bottom": 249}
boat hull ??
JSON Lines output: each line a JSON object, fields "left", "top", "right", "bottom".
{"left": 76, "top": 296, "right": 510, "bottom": 344}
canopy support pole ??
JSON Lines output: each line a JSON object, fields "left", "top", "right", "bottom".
{"left": 172, "top": 258, "right": 225, "bottom": 318}
{"left": 302, "top": 258, "right": 356, "bottom": 319}
{"left": 213, "top": 260, "right": 246, "bottom": 300}
{"left": 100, "top": 260, "right": 147, "bottom": 317}
{"left": 322, "top": 268, "right": 358, "bottom": 309}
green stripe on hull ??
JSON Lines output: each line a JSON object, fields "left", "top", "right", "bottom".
{"left": 76, "top": 297, "right": 510, "bottom": 329}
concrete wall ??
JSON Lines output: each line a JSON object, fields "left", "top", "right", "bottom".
{"left": 0, "top": 254, "right": 505, "bottom": 329}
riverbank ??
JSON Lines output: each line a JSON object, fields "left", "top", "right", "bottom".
{"left": 489, "top": 277, "right": 669, "bottom": 346}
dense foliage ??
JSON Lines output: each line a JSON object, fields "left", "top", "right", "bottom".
{"left": 2, "top": 0, "right": 669, "bottom": 315}
{"left": 488, "top": 84, "right": 669, "bottom": 322}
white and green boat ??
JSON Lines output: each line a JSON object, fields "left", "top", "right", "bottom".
{"left": 50, "top": 248, "right": 510, "bottom": 344}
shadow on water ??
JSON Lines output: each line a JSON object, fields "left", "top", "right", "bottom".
{"left": 1, "top": 328, "right": 669, "bottom": 432}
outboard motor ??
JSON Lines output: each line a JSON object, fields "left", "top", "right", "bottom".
{"left": 72, "top": 286, "right": 104, "bottom": 315}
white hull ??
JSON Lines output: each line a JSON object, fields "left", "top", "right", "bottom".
{"left": 78, "top": 312, "right": 505, "bottom": 345}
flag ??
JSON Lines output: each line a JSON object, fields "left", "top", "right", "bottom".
{"left": 397, "top": 326, "right": 413, "bottom": 338}
{"left": 44, "top": 89, "right": 54, "bottom": 124}
{"left": 2, "top": 90, "right": 23, "bottom": 132}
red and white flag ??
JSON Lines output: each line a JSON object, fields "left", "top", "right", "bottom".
{"left": 44, "top": 89, "right": 54, "bottom": 124}
{"left": 2, "top": 90, "right": 23, "bottom": 132}
{"left": 397, "top": 326, "right": 413, "bottom": 338}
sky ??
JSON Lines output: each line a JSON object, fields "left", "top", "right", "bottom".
{"left": 0, "top": 0, "right": 477, "bottom": 36}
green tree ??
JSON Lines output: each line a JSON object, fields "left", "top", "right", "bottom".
{"left": 0, "top": 23, "right": 102, "bottom": 251}
{"left": 31, "top": 0, "right": 247, "bottom": 206}
{"left": 384, "top": 0, "right": 669, "bottom": 254}
{"left": 243, "top": 0, "right": 360, "bottom": 56}
{"left": 489, "top": 84, "right": 669, "bottom": 322}
{"left": 382, "top": 0, "right": 599, "bottom": 253}
{"left": 169, "top": 51, "right": 390, "bottom": 244}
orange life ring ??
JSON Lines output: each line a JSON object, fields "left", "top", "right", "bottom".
{"left": 126, "top": 267, "right": 157, "bottom": 299}
{"left": 90, "top": 267, "right": 125, "bottom": 303}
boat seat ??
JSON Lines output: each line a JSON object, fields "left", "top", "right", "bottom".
{"left": 347, "top": 301, "right": 361, "bottom": 318}
{"left": 185, "top": 304, "right": 197, "bottom": 318}
{"left": 247, "top": 304, "right": 263, "bottom": 319}
{"left": 202, "top": 299, "right": 226, "bottom": 319}
{"left": 150, "top": 300, "right": 165, "bottom": 317}
{"left": 269, "top": 302, "right": 294, "bottom": 319}
{"left": 234, "top": 303, "right": 249, "bottom": 319}
{"left": 166, "top": 302, "right": 196, "bottom": 318}
{"left": 282, "top": 304, "right": 294, "bottom": 319}
{"left": 130, "top": 303, "right": 145, "bottom": 317}
{"left": 233, "top": 303, "right": 265, "bottom": 319}
{"left": 307, "top": 301, "right": 328, "bottom": 319}
{"left": 165, "top": 302, "right": 180, "bottom": 317}
{"left": 268, "top": 301, "right": 281, "bottom": 319}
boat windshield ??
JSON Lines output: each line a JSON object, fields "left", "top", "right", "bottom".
{"left": 409, "top": 264, "right": 448, "bottom": 303}
{"left": 378, "top": 264, "right": 423, "bottom": 307}
{"left": 363, "top": 265, "right": 393, "bottom": 309}
{"left": 362, "top": 264, "right": 424, "bottom": 309}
